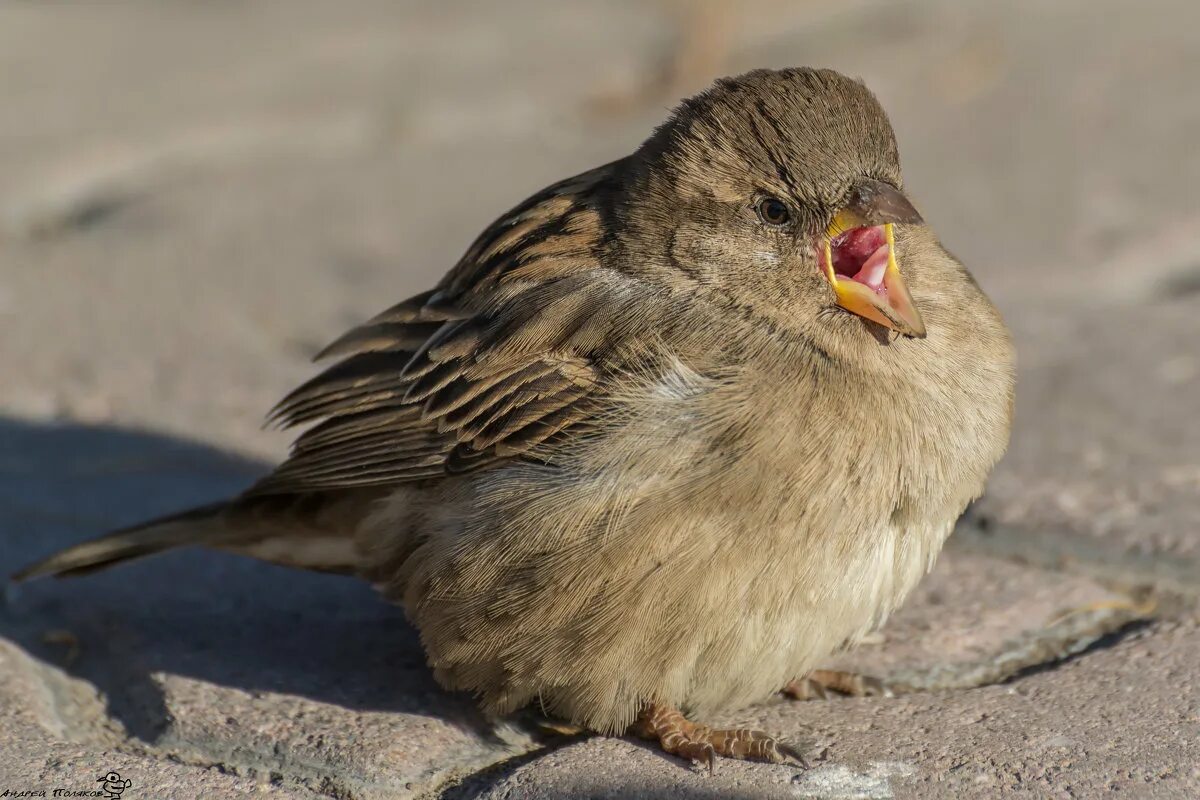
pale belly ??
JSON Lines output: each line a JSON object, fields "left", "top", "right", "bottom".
{"left": 679, "top": 515, "right": 952, "bottom": 717}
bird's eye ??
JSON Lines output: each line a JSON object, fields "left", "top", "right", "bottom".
{"left": 756, "top": 197, "right": 791, "bottom": 227}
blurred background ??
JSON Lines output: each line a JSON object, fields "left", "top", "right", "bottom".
{"left": 1, "top": 2, "right": 1198, "bottom": 796}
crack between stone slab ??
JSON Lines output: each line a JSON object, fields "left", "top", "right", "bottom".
{"left": 2, "top": 111, "right": 385, "bottom": 241}
{"left": 950, "top": 516, "right": 1200, "bottom": 605}
{"left": 881, "top": 598, "right": 1155, "bottom": 694}
{"left": 879, "top": 515, "right": 1175, "bottom": 694}
{"left": 133, "top": 736, "right": 400, "bottom": 800}
{"left": 137, "top": 737, "right": 524, "bottom": 800}
{"left": 431, "top": 731, "right": 587, "bottom": 800}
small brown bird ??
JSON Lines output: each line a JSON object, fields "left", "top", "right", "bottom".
{"left": 15, "top": 68, "right": 1014, "bottom": 769}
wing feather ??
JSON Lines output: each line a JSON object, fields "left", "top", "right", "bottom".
{"left": 248, "top": 162, "right": 630, "bottom": 496}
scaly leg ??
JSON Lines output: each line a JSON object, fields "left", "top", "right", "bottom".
{"left": 632, "top": 703, "right": 807, "bottom": 773}
{"left": 783, "top": 669, "right": 891, "bottom": 701}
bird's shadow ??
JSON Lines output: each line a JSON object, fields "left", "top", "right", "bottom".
{"left": 0, "top": 417, "right": 496, "bottom": 746}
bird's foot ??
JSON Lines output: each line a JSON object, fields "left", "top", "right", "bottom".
{"left": 782, "top": 669, "right": 892, "bottom": 701}
{"left": 632, "top": 703, "right": 807, "bottom": 774}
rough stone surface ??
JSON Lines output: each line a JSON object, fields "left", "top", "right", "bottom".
{"left": 1, "top": 1, "right": 1197, "bottom": 799}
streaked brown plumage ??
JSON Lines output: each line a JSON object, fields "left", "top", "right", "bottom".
{"left": 15, "top": 68, "right": 1014, "bottom": 768}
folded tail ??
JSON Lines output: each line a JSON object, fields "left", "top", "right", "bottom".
{"left": 12, "top": 494, "right": 363, "bottom": 582}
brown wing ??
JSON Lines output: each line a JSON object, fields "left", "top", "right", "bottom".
{"left": 248, "top": 162, "right": 632, "bottom": 496}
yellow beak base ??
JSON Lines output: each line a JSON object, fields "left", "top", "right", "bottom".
{"left": 823, "top": 223, "right": 926, "bottom": 338}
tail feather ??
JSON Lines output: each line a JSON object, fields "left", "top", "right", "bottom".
{"left": 12, "top": 491, "right": 370, "bottom": 582}
{"left": 12, "top": 502, "right": 233, "bottom": 581}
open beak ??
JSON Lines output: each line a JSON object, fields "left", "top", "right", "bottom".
{"left": 820, "top": 179, "right": 926, "bottom": 338}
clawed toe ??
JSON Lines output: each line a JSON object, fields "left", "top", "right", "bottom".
{"left": 634, "top": 704, "right": 809, "bottom": 773}
{"left": 855, "top": 674, "right": 892, "bottom": 698}
{"left": 675, "top": 739, "right": 716, "bottom": 774}
{"left": 783, "top": 669, "right": 891, "bottom": 700}
{"left": 773, "top": 739, "right": 810, "bottom": 769}
{"left": 782, "top": 677, "right": 827, "bottom": 701}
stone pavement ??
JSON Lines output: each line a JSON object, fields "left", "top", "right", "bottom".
{"left": 1, "top": 1, "right": 1197, "bottom": 798}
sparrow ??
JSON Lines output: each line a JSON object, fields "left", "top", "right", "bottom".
{"left": 15, "top": 68, "right": 1015, "bottom": 770}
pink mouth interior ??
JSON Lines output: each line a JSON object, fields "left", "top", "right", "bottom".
{"left": 830, "top": 225, "right": 889, "bottom": 294}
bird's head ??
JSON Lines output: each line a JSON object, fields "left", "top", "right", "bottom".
{"left": 621, "top": 68, "right": 932, "bottom": 344}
